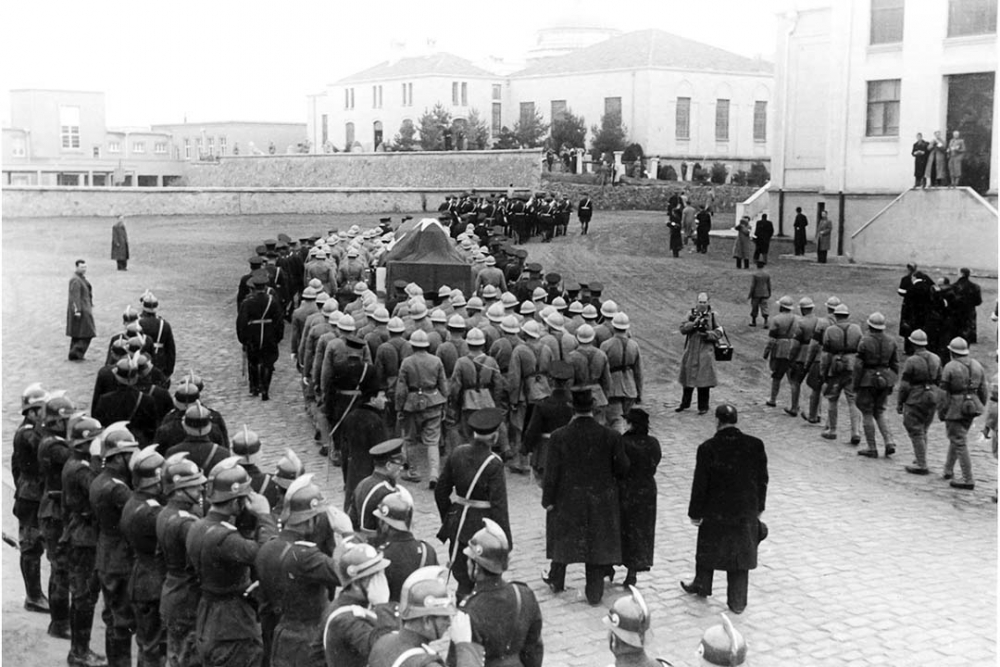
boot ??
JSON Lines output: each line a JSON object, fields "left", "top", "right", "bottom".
{"left": 248, "top": 365, "right": 260, "bottom": 396}
{"left": 788, "top": 382, "right": 802, "bottom": 415}
{"left": 766, "top": 378, "right": 780, "bottom": 407}
{"left": 68, "top": 607, "right": 107, "bottom": 667}
{"left": 22, "top": 556, "right": 50, "bottom": 613}
{"left": 48, "top": 596, "right": 72, "bottom": 639}
{"left": 260, "top": 365, "right": 272, "bottom": 401}
{"left": 106, "top": 633, "right": 132, "bottom": 667}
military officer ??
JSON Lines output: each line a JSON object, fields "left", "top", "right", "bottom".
{"left": 90, "top": 426, "right": 141, "bottom": 667}
{"left": 786, "top": 297, "right": 818, "bottom": 417}
{"left": 373, "top": 489, "right": 439, "bottom": 602}
{"left": 61, "top": 416, "right": 107, "bottom": 667}
{"left": 593, "top": 301, "right": 618, "bottom": 346}
{"left": 577, "top": 193, "right": 593, "bottom": 235}
{"left": 434, "top": 408, "right": 510, "bottom": 601}
{"left": 820, "top": 304, "right": 863, "bottom": 445}
{"left": 764, "top": 296, "right": 801, "bottom": 410}
{"left": 367, "top": 566, "right": 482, "bottom": 667}
{"left": 93, "top": 358, "right": 159, "bottom": 447}
{"left": 853, "top": 312, "right": 899, "bottom": 459}
{"left": 896, "top": 330, "right": 942, "bottom": 474}
{"left": 349, "top": 439, "right": 405, "bottom": 540}
{"left": 254, "top": 475, "right": 341, "bottom": 667}
{"left": 374, "top": 317, "right": 411, "bottom": 440}
{"left": 325, "top": 333, "right": 375, "bottom": 470}
{"left": 602, "top": 313, "right": 642, "bottom": 433}
{"left": 396, "top": 330, "right": 449, "bottom": 487}
{"left": 155, "top": 454, "right": 206, "bottom": 667}
{"left": 164, "top": 403, "right": 231, "bottom": 475}
{"left": 230, "top": 426, "right": 282, "bottom": 509}
{"left": 237, "top": 256, "right": 266, "bottom": 312}
{"left": 237, "top": 272, "right": 285, "bottom": 401}
{"left": 448, "top": 328, "right": 502, "bottom": 441}
{"left": 138, "top": 291, "right": 177, "bottom": 383}
{"left": 322, "top": 541, "right": 397, "bottom": 667}
{"left": 939, "top": 337, "right": 989, "bottom": 489}
{"left": 105, "top": 305, "right": 141, "bottom": 366}
{"left": 568, "top": 324, "right": 612, "bottom": 425}
{"left": 289, "top": 285, "right": 319, "bottom": 367}
{"left": 94, "top": 340, "right": 130, "bottom": 410}
{"left": 12, "top": 383, "right": 50, "bottom": 613}
{"left": 153, "top": 381, "right": 228, "bottom": 451}
{"left": 37, "top": 393, "right": 76, "bottom": 639}
{"left": 802, "top": 296, "right": 842, "bottom": 425}
{"left": 459, "top": 518, "right": 543, "bottom": 667}
{"left": 185, "top": 458, "right": 276, "bottom": 666}
{"left": 473, "top": 255, "right": 507, "bottom": 296}
{"left": 120, "top": 445, "right": 167, "bottom": 667}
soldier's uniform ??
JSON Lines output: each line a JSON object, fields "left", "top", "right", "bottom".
{"left": 373, "top": 492, "right": 439, "bottom": 602}
{"left": 290, "top": 289, "right": 320, "bottom": 365}
{"left": 322, "top": 546, "right": 397, "bottom": 667}
{"left": 473, "top": 260, "right": 507, "bottom": 296}
{"left": 93, "top": 361, "right": 159, "bottom": 446}
{"left": 765, "top": 297, "right": 801, "bottom": 410}
{"left": 396, "top": 333, "right": 449, "bottom": 484}
{"left": 523, "top": 362, "right": 574, "bottom": 484}
{"left": 506, "top": 328, "right": 543, "bottom": 463}
{"left": 237, "top": 257, "right": 265, "bottom": 312}
{"left": 350, "top": 467, "right": 399, "bottom": 540}
{"left": 787, "top": 299, "right": 818, "bottom": 417}
{"left": 153, "top": 386, "right": 229, "bottom": 452}
{"left": 434, "top": 409, "right": 510, "bottom": 600}
{"left": 567, "top": 330, "right": 612, "bottom": 425}
{"left": 601, "top": 316, "right": 642, "bottom": 433}
{"left": 853, "top": 313, "right": 900, "bottom": 458}
{"left": 163, "top": 405, "right": 230, "bottom": 475}
{"left": 37, "top": 398, "right": 75, "bottom": 638}
{"left": 120, "top": 447, "right": 167, "bottom": 667}
{"left": 304, "top": 254, "right": 337, "bottom": 297}
{"left": 938, "top": 338, "right": 988, "bottom": 487}
{"left": 820, "top": 307, "right": 863, "bottom": 443}
{"left": 375, "top": 328, "right": 411, "bottom": 436}
{"left": 449, "top": 340, "right": 502, "bottom": 440}
{"left": 12, "top": 386, "right": 48, "bottom": 613}
{"left": 803, "top": 299, "right": 841, "bottom": 424}
{"left": 236, "top": 275, "right": 285, "bottom": 400}
{"left": 897, "top": 331, "right": 942, "bottom": 473}
{"left": 138, "top": 294, "right": 177, "bottom": 382}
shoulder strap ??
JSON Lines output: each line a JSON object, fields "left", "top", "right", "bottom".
{"left": 324, "top": 604, "right": 377, "bottom": 649}
{"left": 391, "top": 647, "right": 433, "bottom": 667}
{"left": 128, "top": 391, "right": 143, "bottom": 422}
{"left": 465, "top": 453, "right": 501, "bottom": 500}
{"left": 512, "top": 581, "right": 523, "bottom": 618}
{"left": 418, "top": 542, "right": 429, "bottom": 568}
{"left": 205, "top": 443, "right": 219, "bottom": 468}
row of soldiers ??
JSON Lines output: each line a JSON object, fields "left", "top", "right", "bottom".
{"left": 754, "top": 294, "right": 992, "bottom": 489}
{"left": 438, "top": 192, "right": 594, "bottom": 243}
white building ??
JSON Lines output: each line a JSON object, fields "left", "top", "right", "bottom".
{"left": 769, "top": 0, "right": 997, "bottom": 253}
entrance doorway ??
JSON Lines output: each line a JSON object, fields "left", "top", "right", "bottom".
{"left": 946, "top": 72, "right": 994, "bottom": 193}
{"left": 373, "top": 121, "right": 383, "bottom": 149}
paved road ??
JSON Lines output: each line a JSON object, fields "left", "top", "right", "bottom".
{"left": 2, "top": 213, "right": 995, "bottom": 666}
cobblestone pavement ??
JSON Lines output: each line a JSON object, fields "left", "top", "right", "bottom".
{"left": 2, "top": 212, "right": 996, "bottom": 666}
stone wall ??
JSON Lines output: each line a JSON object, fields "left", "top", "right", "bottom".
{"left": 183, "top": 149, "right": 543, "bottom": 189}
{"left": 546, "top": 182, "right": 758, "bottom": 215}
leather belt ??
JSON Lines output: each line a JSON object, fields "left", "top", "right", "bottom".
{"left": 454, "top": 497, "right": 490, "bottom": 510}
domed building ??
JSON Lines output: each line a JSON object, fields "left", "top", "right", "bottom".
{"left": 526, "top": 12, "right": 621, "bottom": 63}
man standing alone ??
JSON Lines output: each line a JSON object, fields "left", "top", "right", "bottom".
{"left": 67, "top": 260, "right": 96, "bottom": 361}
{"left": 681, "top": 404, "right": 768, "bottom": 615}
{"left": 111, "top": 216, "right": 129, "bottom": 271}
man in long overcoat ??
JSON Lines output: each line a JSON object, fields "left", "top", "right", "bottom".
{"left": 681, "top": 404, "right": 768, "bottom": 615}
{"left": 815, "top": 211, "right": 832, "bottom": 264}
{"left": 676, "top": 294, "right": 723, "bottom": 414}
{"left": 752, "top": 214, "right": 774, "bottom": 264}
{"left": 541, "top": 388, "right": 629, "bottom": 605}
{"left": 67, "top": 260, "right": 96, "bottom": 361}
{"left": 111, "top": 216, "right": 129, "bottom": 270}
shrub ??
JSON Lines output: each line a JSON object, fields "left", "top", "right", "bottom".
{"left": 710, "top": 162, "right": 728, "bottom": 184}
{"left": 747, "top": 161, "right": 771, "bottom": 187}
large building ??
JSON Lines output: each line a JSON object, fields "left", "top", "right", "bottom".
{"left": 769, "top": 0, "right": 997, "bottom": 254}
{"left": 305, "top": 28, "right": 774, "bottom": 176}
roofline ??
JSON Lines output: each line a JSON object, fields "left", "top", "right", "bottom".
{"left": 332, "top": 71, "right": 501, "bottom": 86}
{"left": 511, "top": 64, "right": 774, "bottom": 79}
{"left": 149, "top": 121, "right": 307, "bottom": 127}
{"left": 9, "top": 88, "right": 105, "bottom": 95}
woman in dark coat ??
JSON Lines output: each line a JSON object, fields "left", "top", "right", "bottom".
{"left": 618, "top": 408, "right": 661, "bottom": 587}
{"left": 111, "top": 215, "right": 129, "bottom": 270}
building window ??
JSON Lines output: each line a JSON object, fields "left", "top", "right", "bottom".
{"left": 345, "top": 88, "right": 355, "bottom": 109}
{"left": 109, "top": 141, "right": 121, "bottom": 154}
{"left": 676, "top": 97, "right": 691, "bottom": 139}
{"left": 155, "top": 142, "right": 167, "bottom": 154}
{"left": 492, "top": 84, "right": 501, "bottom": 101}
{"left": 492, "top": 102, "right": 502, "bottom": 135}
{"left": 604, "top": 96, "right": 622, "bottom": 118}
{"left": 520, "top": 102, "right": 535, "bottom": 126}
{"left": 183, "top": 139, "right": 190, "bottom": 159}
{"left": 133, "top": 142, "right": 145, "bottom": 154}
{"left": 372, "top": 85, "right": 382, "bottom": 108}
{"left": 208, "top": 138, "right": 215, "bottom": 156}
{"left": 753, "top": 101, "right": 767, "bottom": 142}
{"left": 401, "top": 82, "right": 408, "bottom": 106}
{"left": 60, "top": 106, "right": 81, "bottom": 149}
{"left": 321, "top": 115, "right": 329, "bottom": 145}
{"left": 715, "top": 99, "right": 730, "bottom": 141}
{"left": 551, "top": 100, "right": 567, "bottom": 122}
{"left": 461, "top": 82, "right": 468, "bottom": 106}
{"left": 870, "top": 0, "right": 905, "bottom": 44}
{"left": 219, "top": 136, "right": 227, "bottom": 155}
{"left": 345, "top": 122, "right": 355, "bottom": 148}
{"left": 948, "top": 0, "right": 997, "bottom": 36}
{"left": 453, "top": 82, "right": 460, "bottom": 105}
{"left": 12, "top": 138, "right": 26, "bottom": 157}
{"left": 93, "top": 146, "right": 101, "bottom": 158}
{"left": 866, "top": 79, "right": 901, "bottom": 136}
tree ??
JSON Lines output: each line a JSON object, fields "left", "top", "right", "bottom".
{"left": 492, "top": 126, "right": 519, "bottom": 150}
{"left": 710, "top": 162, "right": 729, "bottom": 185}
{"left": 589, "top": 111, "right": 628, "bottom": 161}
{"left": 747, "top": 161, "right": 771, "bottom": 187}
{"left": 550, "top": 109, "right": 586, "bottom": 150}
{"left": 417, "top": 103, "right": 452, "bottom": 151}
{"left": 392, "top": 119, "right": 418, "bottom": 152}
{"left": 513, "top": 108, "right": 550, "bottom": 148}
{"left": 465, "top": 109, "right": 491, "bottom": 150}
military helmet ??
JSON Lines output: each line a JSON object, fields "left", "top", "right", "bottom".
{"left": 600, "top": 300, "right": 619, "bottom": 319}
{"left": 301, "top": 286, "right": 318, "bottom": 301}
{"left": 44, "top": 394, "right": 75, "bottom": 430}
{"left": 101, "top": 425, "right": 140, "bottom": 461}
{"left": 372, "top": 306, "right": 390, "bottom": 323}
{"left": 322, "top": 299, "right": 339, "bottom": 315}
{"left": 353, "top": 281, "right": 368, "bottom": 296}
{"left": 280, "top": 473, "right": 327, "bottom": 526}
{"left": 449, "top": 290, "right": 467, "bottom": 308}
{"left": 130, "top": 445, "right": 165, "bottom": 491}
{"left": 231, "top": 425, "right": 261, "bottom": 461}
{"left": 374, "top": 487, "right": 414, "bottom": 531}
{"left": 612, "top": 312, "right": 631, "bottom": 331}
{"left": 799, "top": 296, "right": 815, "bottom": 310}
{"left": 463, "top": 518, "right": 510, "bottom": 574}
{"left": 576, "top": 324, "right": 596, "bottom": 344}
{"left": 114, "top": 357, "right": 140, "bottom": 385}
{"left": 833, "top": 303, "right": 850, "bottom": 316}
{"left": 500, "top": 292, "right": 518, "bottom": 309}
{"left": 336, "top": 542, "right": 391, "bottom": 586}
{"left": 532, "top": 286, "right": 547, "bottom": 302}
{"left": 907, "top": 329, "right": 929, "bottom": 347}
{"left": 947, "top": 337, "right": 970, "bottom": 355}
{"left": 500, "top": 315, "right": 521, "bottom": 335}
{"left": 183, "top": 403, "right": 213, "bottom": 437}
{"left": 545, "top": 312, "right": 566, "bottom": 331}
{"left": 69, "top": 416, "right": 103, "bottom": 450}
{"left": 519, "top": 300, "right": 536, "bottom": 316}
{"left": 410, "top": 330, "right": 430, "bottom": 349}
{"left": 122, "top": 304, "right": 139, "bottom": 323}
{"left": 552, "top": 296, "right": 567, "bottom": 311}
{"left": 398, "top": 566, "right": 455, "bottom": 620}
{"left": 866, "top": 312, "right": 886, "bottom": 330}
{"left": 486, "top": 303, "right": 505, "bottom": 323}
{"left": 582, "top": 304, "right": 599, "bottom": 320}
{"left": 315, "top": 291, "right": 330, "bottom": 305}
{"left": 466, "top": 296, "right": 484, "bottom": 312}
{"left": 466, "top": 327, "right": 486, "bottom": 347}
{"left": 140, "top": 290, "right": 159, "bottom": 311}
{"left": 699, "top": 613, "right": 747, "bottom": 666}
{"left": 446, "top": 314, "right": 466, "bottom": 330}
{"left": 482, "top": 285, "right": 501, "bottom": 301}
{"left": 207, "top": 456, "right": 252, "bottom": 503}
{"left": 568, "top": 300, "right": 584, "bottom": 315}
{"left": 21, "top": 383, "right": 48, "bottom": 415}
{"left": 273, "top": 448, "right": 304, "bottom": 489}
{"left": 521, "top": 320, "right": 542, "bottom": 339}
{"left": 825, "top": 295, "right": 842, "bottom": 309}
{"left": 430, "top": 308, "right": 448, "bottom": 325}
{"left": 161, "top": 453, "right": 206, "bottom": 495}
{"left": 172, "top": 381, "right": 201, "bottom": 410}
{"left": 409, "top": 301, "right": 428, "bottom": 320}
{"left": 604, "top": 585, "right": 651, "bottom": 648}
{"left": 387, "top": 316, "right": 406, "bottom": 334}
{"left": 337, "top": 314, "right": 357, "bottom": 332}
{"left": 777, "top": 295, "right": 795, "bottom": 310}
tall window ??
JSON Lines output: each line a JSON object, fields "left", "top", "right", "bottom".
{"left": 948, "top": 0, "right": 997, "bottom": 35}
{"left": 183, "top": 139, "right": 190, "bottom": 159}
{"left": 133, "top": 142, "right": 145, "bottom": 154}
{"left": 154, "top": 142, "right": 167, "bottom": 154}
{"left": 492, "top": 102, "right": 502, "bottom": 135}
{"left": 866, "top": 79, "right": 901, "bottom": 136}
{"left": 870, "top": 0, "right": 905, "bottom": 44}
{"left": 109, "top": 141, "right": 121, "bottom": 154}
{"left": 753, "top": 101, "right": 768, "bottom": 141}
{"left": 551, "top": 100, "right": 567, "bottom": 122}
{"left": 345, "top": 122, "right": 355, "bottom": 148}
{"left": 452, "top": 82, "right": 460, "bottom": 105}
{"left": 345, "top": 88, "right": 355, "bottom": 109}
{"left": 520, "top": 102, "right": 535, "bottom": 126}
{"left": 60, "top": 106, "right": 81, "bottom": 149}
{"left": 372, "top": 85, "right": 382, "bottom": 109}
{"left": 407, "top": 83, "right": 413, "bottom": 106}
{"left": 461, "top": 82, "right": 468, "bottom": 106}
{"left": 219, "top": 136, "right": 227, "bottom": 155}
{"left": 207, "top": 137, "right": 214, "bottom": 156}
{"left": 93, "top": 146, "right": 101, "bottom": 158}
{"left": 604, "top": 96, "right": 622, "bottom": 118}
{"left": 676, "top": 97, "right": 691, "bottom": 139}
{"left": 715, "top": 99, "right": 730, "bottom": 141}
{"left": 492, "top": 84, "right": 502, "bottom": 100}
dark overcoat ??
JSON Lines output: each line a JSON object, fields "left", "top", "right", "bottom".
{"left": 619, "top": 431, "right": 661, "bottom": 571}
{"left": 542, "top": 416, "right": 629, "bottom": 564}
{"left": 688, "top": 426, "right": 768, "bottom": 571}
{"left": 67, "top": 273, "right": 96, "bottom": 338}
{"left": 111, "top": 219, "right": 129, "bottom": 261}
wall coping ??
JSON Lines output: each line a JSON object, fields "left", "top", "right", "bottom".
{"left": 1, "top": 185, "right": 532, "bottom": 194}
{"left": 209, "top": 149, "right": 545, "bottom": 160}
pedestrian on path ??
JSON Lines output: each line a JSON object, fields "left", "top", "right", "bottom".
{"left": 747, "top": 263, "right": 771, "bottom": 328}
{"left": 676, "top": 293, "right": 723, "bottom": 415}
{"left": 111, "top": 216, "right": 129, "bottom": 271}
{"left": 681, "top": 404, "right": 768, "bottom": 615}
{"left": 616, "top": 409, "right": 660, "bottom": 588}
{"left": 896, "top": 329, "right": 941, "bottom": 474}
{"left": 732, "top": 217, "right": 752, "bottom": 269}
{"left": 938, "top": 337, "right": 988, "bottom": 490}
{"left": 853, "top": 312, "right": 899, "bottom": 459}
{"left": 793, "top": 207, "right": 808, "bottom": 256}
{"left": 67, "top": 260, "right": 96, "bottom": 361}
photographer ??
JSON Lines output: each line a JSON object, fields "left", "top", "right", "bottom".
{"left": 676, "top": 293, "right": 724, "bottom": 415}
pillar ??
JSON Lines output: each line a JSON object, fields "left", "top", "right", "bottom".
{"left": 613, "top": 151, "right": 624, "bottom": 184}
{"left": 157, "top": 175, "right": 163, "bottom": 187}
{"left": 575, "top": 150, "right": 584, "bottom": 175}
{"left": 648, "top": 157, "right": 659, "bottom": 180}
{"left": 87, "top": 170, "right": 93, "bottom": 187}
{"left": 132, "top": 172, "right": 139, "bottom": 187}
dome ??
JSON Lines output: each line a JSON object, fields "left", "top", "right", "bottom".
{"left": 526, "top": 1, "right": 620, "bottom": 62}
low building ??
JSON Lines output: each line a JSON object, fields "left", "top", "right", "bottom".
{"left": 149, "top": 121, "right": 308, "bottom": 160}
